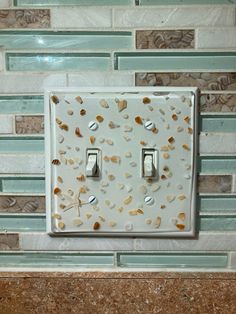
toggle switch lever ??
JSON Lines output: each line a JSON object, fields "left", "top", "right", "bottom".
{"left": 86, "top": 153, "right": 97, "bottom": 177}
{"left": 144, "top": 154, "right": 154, "bottom": 177}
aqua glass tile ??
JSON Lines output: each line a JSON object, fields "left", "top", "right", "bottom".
{"left": 115, "top": 52, "right": 236, "bottom": 71}
{"left": 0, "top": 252, "right": 114, "bottom": 267}
{"left": 198, "top": 156, "right": 236, "bottom": 174}
{"left": 1, "top": 177, "right": 45, "bottom": 193}
{"left": 0, "top": 96, "right": 44, "bottom": 114}
{"left": 117, "top": 253, "right": 227, "bottom": 268}
{"left": 7, "top": 53, "right": 110, "bottom": 72}
{"left": 139, "top": 0, "right": 236, "bottom": 4}
{"left": 200, "top": 115, "right": 236, "bottom": 132}
{"left": 15, "top": 0, "right": 133, "bottom": 6}
{"left": 0, "top": 214, "right": 46, "bottom": 231}
{"left": 0, "top": 31, "right": 132, "bottom": 50}
{"left": 199, "top": 195, "right": 236, "bottom": 212}
{"left": 199, "top": 215, "right": 236, "bottom": 231}
{"left": 0, "top": 137, "right": 44, "bottom": 153}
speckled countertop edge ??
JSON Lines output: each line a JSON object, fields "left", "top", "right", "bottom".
{"left": 0, "top": 270, "right": 236, "bottom": 279}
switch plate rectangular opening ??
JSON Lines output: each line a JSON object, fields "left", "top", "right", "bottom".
{"left": 45, "top": 87, "right": 198, "bottom": 237}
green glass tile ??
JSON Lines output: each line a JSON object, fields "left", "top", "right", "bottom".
{"left": 199, "top": 195, "right": 236, "bottom": 212}
{"left": 0, "top": 177, "right": 45, "bottom": 193}
{"left": 0, "top": 214, "right": 46, "bottom": 232}
{"left": 199, "top": 215, "right": 236, "bottom": 231}
{"left": 15, "top": 0, "right": 132, "bottom": 6}
{"left": 0, "top": 252, "right": 114, "bottom": 267}
{"left": 6, "top": 53, "right": 110, "bottom": 72}
{"left": 117, "top": 253, "right": 227, "bottom": 268}
{"left": 0, "top": 96, "right": 44, "bottom": 114}
{"left": 198, "top": 156, "right": 236, "bottom": 174}
{"left": 115, "top": 52, "right": 236, "bottom": 71}
{"left": 139, "top": 0, "right": 236, "bottom": 4}
{"left": 0, "top": 31, "right": 132, "bottom": 50}
{"left": 200, "top": 115, "right": 236, "bottom": 132}
{"left": 0, "top": 137, "right": 44, "bottom": 152}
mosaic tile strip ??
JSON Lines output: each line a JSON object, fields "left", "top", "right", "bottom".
{"left": 0, "top": 196, "right": 45, "bottom": 213}
{"left": 0, "top": 234, "right": 19, "bottom": 250}
{"left": 136, "top": 72, "right": 236, "bottom": 90}
{"left": 15, "top": 0, "right": 132, "bottom": 6}
{"left": 15, "top": 116, "right": 44, "bottom": 134}
{"left": 198, "top": 175, "right": 232, "bottom": 193}
{"left": 0, "top": 10, "right": 50, "bottom": 29}
{"left": 200, "top": 94, "right": 236, "bottom": 112}
{"left": 139, "top": 0, "right": 236, "bottom": 4}
{"left": 0, "top": 177, "right": 45, "bottom": 193}
{"left": 136, "top": 30, "right": 194, "bottom": 49}
{"left": 0, "top": 214, "right": 46, "bottom": 232}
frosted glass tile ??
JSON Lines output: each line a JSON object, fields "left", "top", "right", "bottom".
{"left": 7, "top": 53, "right": 110, "bottom": 72}
{"left": 117, "top": 253, "right": 227, "bottom": 268}
{"left": 0, "top": 96, "right": 44, "bottom": 114}
{"left": 15, "top": 0, "right": 132, "bottom": 6}
{"left": 200, "top": 215, "right": 236, "bottom": 231}
{"left": 0, "top": 214, "right": 46, "bottom": 231}
{"left": 139, "top": 0, "right": 236, "bottom": 4}
{"left": 199, "top": 195, "right": 236, "bottom": 212}
{"left": 115, "top": 52, "right": 236, "bottom": 71}
{"left": 200, "top": 115, "right": 236, "bottom": 132}
{"left": 1, "top": 177, "right": 45, "bottom": 193}
{"left": 0, "top": 252, "right": 114, "bottom": 267}
{"left": 0, "top": 31, "right": 132, "bottom": 50}
{"left": 199, "top": 156, "right": 236, "bottom": 174}
{"left": 0, "top": 137, "right": 44, "bottom": 152}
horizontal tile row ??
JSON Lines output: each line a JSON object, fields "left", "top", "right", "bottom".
{"left": 0, "top": 7, "right": 235, "bottom": 29}
{"left": 1, "top": 92, "right": 236, "bottom": 115}
{"left": 18, "top": 232, "right": 236, "bottom": 252}
{"left": 1, "top": 113, "right": 236, "bottom": 134}
{"left": 1, "top": 132, "right": 236, "bottom": 155}
{"left": 0, "top": 29, "right": 235, "bottom": 51}
{"left": 1, "top": 194, "right": 235, "bottom": 214}
{"left": 2, "top": 52, "right": 236, "bottom": 72}
{"left": 1, "top": 214, "right": 236, "bottom": 232}
{"left": 139, "top": 0, "right": 236, "bottom": 4}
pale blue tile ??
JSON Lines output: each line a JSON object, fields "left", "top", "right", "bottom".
{"left": 199, "top": 195, "right": 236, "bottom": 212}
{"left": 15, "top": 0, "right": 133, "bottom": 6}
{"left": 0, "top": 137, "right": 44, "bottom": 153}
{"left": 7, "top": 53, "right": 110, "bottom": 72}
{"left": 0, "top": 96, "right": 44, "bottom": 114}
{"left": 139, "top": 0, "right": 236, "bottom": 4}
{"left": 1, "top": 177, "right": 45, "bottom": 193}
{"left": 200, "top": 115, "right": 236, "bottom": 132}
{"left": 0, "top": 252, "right": 114, "bottom": 267}
{"left": 115, "top": 52, "right": 236, "bottom": 71}
{"left": 0, "top": 214, "right": 46, "bottom": 231}
{"left": 117, "top": 253, "right": 227, "bottom": 268}
{"left": 0, "top": 31, "right": 132, "bottom": 50}
{"left": 198, "top": 156, "right": 236, "bottom": 174}
{"left": 200, "top": 215, "right": 236, "bottom": 231}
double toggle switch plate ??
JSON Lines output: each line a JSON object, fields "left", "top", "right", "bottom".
{"left": 45, "top": 87, "right": 198, "bottom": 237}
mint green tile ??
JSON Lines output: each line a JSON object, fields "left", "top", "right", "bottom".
{"left": 7, "top": 53, "right": 110, "bottom": 72}
{"left": 200, "top": 115, "right": 236, "bottom": 132}
{"left": 198, "top": 156, "right": 236, "bottom": 174}
{"left": 115, "top": 52, "right": 236, "bottom": 71}
{"left": 117, "top": 253, "right": 227, "bottom": 268}
{"left": 15, "top": 0, "right": 132, "bottom": 6}
{"left": 0, "top": 31, "right": 132, "bottom": 50}
{"left": 139, "top": 0, "right": 236, "bottom": 4}
{"left": 0, "top": 137, "right": 44, "bottom": 152}
{"left": 0, "top": 96, "right": 44, "bottom": 114}
{"left": 0, "top": 214, "right": 46, "bottom": 231}
{"left": 1, "top": 177, "right": 45, "bottom": 193}
{"left": 0, "top": 252, "right": 114, "bottom": 267}
{"left": 200, "top": 215, "right": 236, "bottom": 231}
{"left": 199, "top": 195, "right": 236, "bottom": 212}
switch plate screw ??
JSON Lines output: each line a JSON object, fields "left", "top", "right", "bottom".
{"left": 88, "top": 121, "right": 98, "bottom": 131}
{"left": 144, "top": 121, "right": 154, "bottom": 130}
{"left": 88, "top": 195, "right": 97, "bottom": 205}
{"left": 144, "top": 196, "right": 154, "bottom": 205}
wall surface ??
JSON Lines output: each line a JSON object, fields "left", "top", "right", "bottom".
{"left": 0, "top": 0, "right": 236, "bottom": 272}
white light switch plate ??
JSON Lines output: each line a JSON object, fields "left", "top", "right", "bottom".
{"left": 45, "top": 87, "right": 198, "bottom": 237}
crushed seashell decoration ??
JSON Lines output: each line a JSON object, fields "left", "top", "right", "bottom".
{"left": 46, "top": 88, "right": 197, "bottom": 236}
